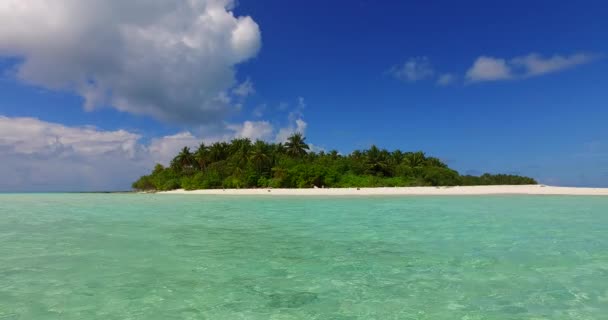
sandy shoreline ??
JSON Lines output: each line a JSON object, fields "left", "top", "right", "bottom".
{"left": 158, "top": 185, "right": 608, "bottom": 196}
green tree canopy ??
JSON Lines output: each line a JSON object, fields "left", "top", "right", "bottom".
{"left": 133, "top": 134, "right": 537, "bottom": 191}
{"left": 284, "top": 133, "right": 309, "bottom": 158}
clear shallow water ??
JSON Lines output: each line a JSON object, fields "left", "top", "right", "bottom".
{"left": 1, "top": 194, "right": 607, "bottom": 319}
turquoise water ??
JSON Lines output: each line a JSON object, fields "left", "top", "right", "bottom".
{"left": 1, "top": 194, "right": 607, "bottom": 319}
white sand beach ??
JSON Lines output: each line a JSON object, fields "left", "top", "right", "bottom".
{"left": 159, "top": 185, "right": 608, "bottom": 196}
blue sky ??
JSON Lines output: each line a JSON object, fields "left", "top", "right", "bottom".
{"left": 0, "top": 0, "right": 607, "bottom": 191}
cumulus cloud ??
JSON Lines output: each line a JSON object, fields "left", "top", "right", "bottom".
{"left": 0, "top": 115, "right": 149, "bottom": 191}
{"left": 226, "top": 120, "right": 273, "bottom": 141}
{"left": 465, "top": 56, "right": 512, "bottom": 82}
{"left": 0, "top": 0, "right": 261, "bottom": 124}
{"left": 0, "top": 113, "right": 313, "bottom": 191}
{"left": 389, "top": 57, "right": 435, "bottom": 82}
{"left": 466, "top": 52, "right": 596, "bottom": 82}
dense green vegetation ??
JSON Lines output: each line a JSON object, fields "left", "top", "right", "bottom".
{"left": 132, "top": 133, "right": 537, "bottom": 191}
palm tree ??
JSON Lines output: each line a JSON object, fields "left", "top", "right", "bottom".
{"left": 329, "top": 150, "right": 339, "bottom": 160}
{"left": 365, "top": 145, "right": 389, "bottom": 176}
{"left": 209, "top": 142, "right": 229, "bottom": 162}
{"left": 194, "top": 142, "right": 209, "bottom": 171}
{"left": 230, "top": 138, "right": 252, "bottom": 156}
{"left": 230, "top": 138, "right": 252, "bottom": 168}
{"left": 285, "top": 133, "right": 309, "bottom": 157}
{"left": 273, "top": 142, "right": 285, "bottom": 155}
{"left": 264, "top": 142, "right": 285, "bottom": 167}
{"left": 425, "top": 156, "right": 447, "bottom": 168}
{"left": 171, "top": 146, "right": 195, "bottom": 172}
{"left": 404, "top": 151, "right": 426, "bottom": 168}
{"left": 249, "top": 141, "right": 270, "bottom": 174}
{"left": 391, "top": 150, "right": 404, "bottom": 165}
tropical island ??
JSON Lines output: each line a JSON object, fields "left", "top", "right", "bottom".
{"left": 132, "top": 133, "right": 536, "bottom": 191}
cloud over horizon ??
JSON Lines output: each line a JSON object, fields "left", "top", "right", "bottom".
{"left": 0, "top": 0, "right": 261, "bottom": 124}
{"left": 0, "top": 113, "right": 309, "bottom": 191}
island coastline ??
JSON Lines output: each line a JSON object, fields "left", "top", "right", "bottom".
{"left": 157, "top": 185, "right": 608, "bottom": 196}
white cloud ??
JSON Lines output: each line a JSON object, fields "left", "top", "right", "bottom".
{"left": 307, "top": 143, "right": 326, "bottom": 154}
{"left": 0, "top": 112, "right": 313, "bottom": 191}
{"left": 465, "top": 56, "right": 512, "bottom": 82}
{"left": 0, "top": 115, "right": 149, "bottom": 191}
{"left": 389, "top": 57, "right": 435, "bottom": 82}
{"left": 437, "top": 73, "right": 456, "bottom": 86}
{"left": 226, "top": 121, "right": 273, "bottom": 141}
{"left": 466, "top": 52, "right": 597, "bottom": 82}
{"left": 232, "top": 78, "right": 255, "bottom": 97}
{"left": 0, "top": 117, "right": 140, "bottom": 157}
{"left": 148, "top": 132, "right": 201, "bottom": 165}
{"left": 0, "top": 0, "right": 261, "bottom": 124}
{"left": 289, "top": 97, "right": 306, "bottom": 121}
{"left": 511, "top": 53, "right": 596, "bottom": 77}
{"left": 276, "top": 119, "right": 308, "bottom": 143}
{"left": 274, "top": 97, "right": 307, "bottom": 142}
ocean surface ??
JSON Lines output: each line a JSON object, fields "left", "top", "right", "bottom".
{"left": 1, "top": 194, "right": 607, "bottom": 319}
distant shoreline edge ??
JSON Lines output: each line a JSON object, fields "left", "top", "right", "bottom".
{"left": 153, "top": 185, "right": 608, "bottom": 196}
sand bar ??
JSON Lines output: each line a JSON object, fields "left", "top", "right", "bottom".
{"left": 159, "top": 185, "right": 608, "bottom": 196}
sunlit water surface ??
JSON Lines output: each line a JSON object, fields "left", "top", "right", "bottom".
{"left": 1, "top": 194, "right": 607, "bottom": 319}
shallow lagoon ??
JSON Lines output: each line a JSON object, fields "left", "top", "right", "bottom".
{"left": 1, "top": 194, "right": 607, "bottom": 319}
